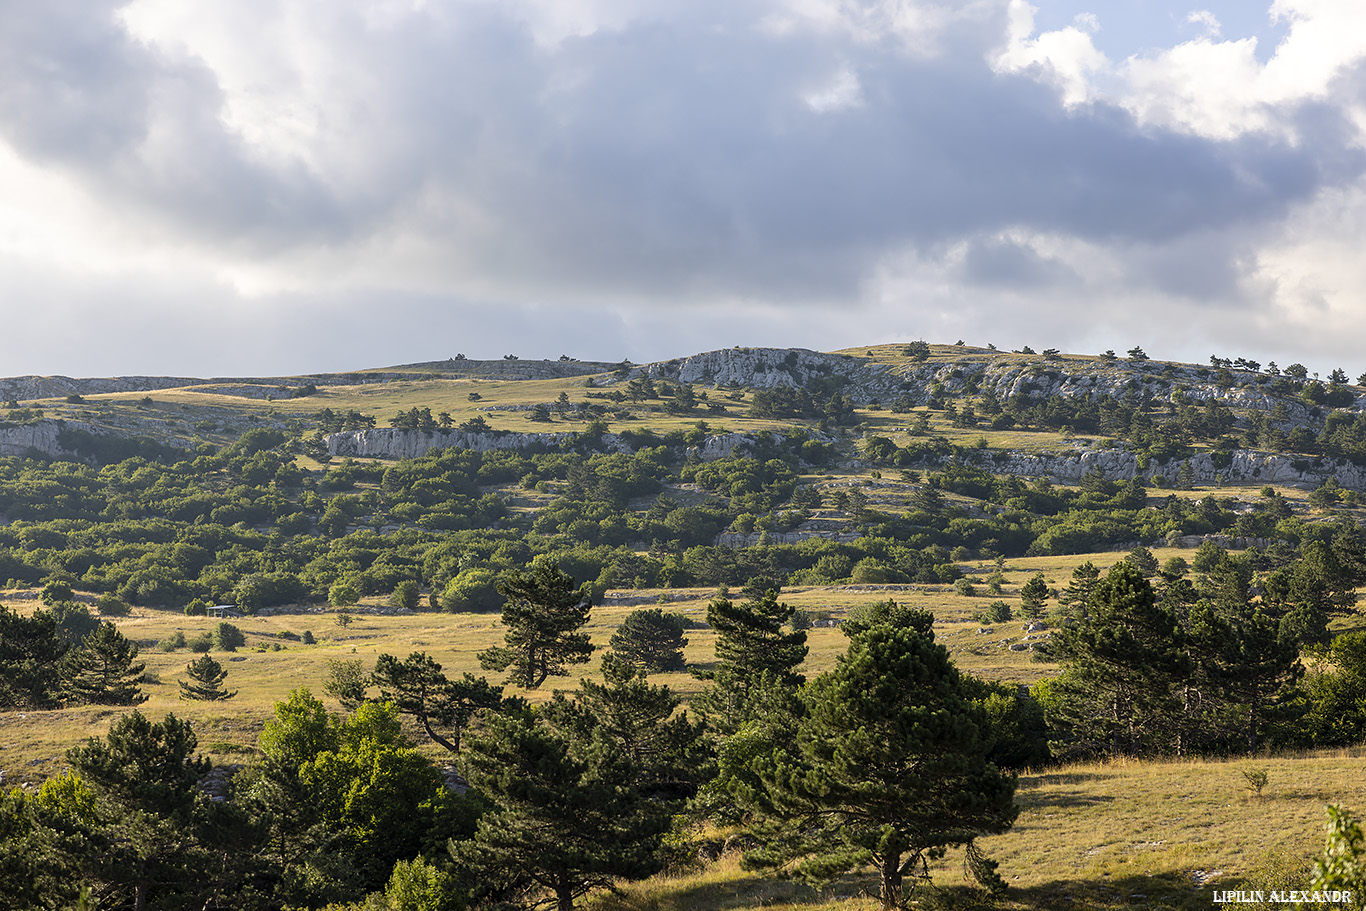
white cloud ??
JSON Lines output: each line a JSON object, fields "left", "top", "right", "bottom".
{"left": 994, "top": 0, "right": 1108, "bottom": 107}
{"left": 999, "top": 0, "right": 1366, "bottom": 141}
{"left": 1186, "top": 10, "right": 1222, "bottom": 39}
{"left": 804, "top": 68, "right": 864, "bottom": 112}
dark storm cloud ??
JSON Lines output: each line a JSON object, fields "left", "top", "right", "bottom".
{"left": 959, "top": 236, "right": 1075, "bottom": 288}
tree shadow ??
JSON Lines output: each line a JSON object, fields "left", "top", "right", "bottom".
{"left": 1014, "top": 787, "right": 1116, "bottom": 810}
{"left": 593, "top": 869, "right": 877, "bottom": 911}
{"left": 1000, "top": 871, "right": 1217, "bottom": 910}
{"left": 1020, "top": 771, "right": 1112, "bottom": 787}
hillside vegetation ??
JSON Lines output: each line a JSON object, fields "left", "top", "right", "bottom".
{"left": 4, "top": 341, "right": 1366, "bottom": 911}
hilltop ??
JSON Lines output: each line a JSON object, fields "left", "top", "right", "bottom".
{"left": 5, "top": 342, "right": 1365, "bottom": 494}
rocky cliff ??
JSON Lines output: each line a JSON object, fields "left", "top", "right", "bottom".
{"left": 603, "top": 347, "right": 1356, "bottom": 423}
{"left": 599, "top": 348, "right": 902, "bottom": 398}
{"left": 0, "top": 420, "right": 113, "bottom": 458}
{"left": 324, "top": 427, "right": 826, "bottom": 461}
{"left": 327, "top": 425, "right": 1366, "bottom": 492}
{"left": 976, "top": 445, "right": 1366, "bottom": 490}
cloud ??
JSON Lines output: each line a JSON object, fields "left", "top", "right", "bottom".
{"left": 1186, "top": 10, "right": 1222, "bottom": 39}
{"left": 0, "top": 0, "right": 1362, "bottom": 377}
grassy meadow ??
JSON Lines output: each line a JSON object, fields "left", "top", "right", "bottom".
{"left": 5, "top": 543, "right": 1365, "bottom": 910}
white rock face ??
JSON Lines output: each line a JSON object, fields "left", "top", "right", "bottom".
{"left": 325, "top": 428, "right": 831, "bottom": 462}
{"left": 686, "top": 433, "right": 754, "bottom": 460}
{"left": 0, "top": 376, "right": 206, "bottom": 400}
{"left": 593, "top": 348, "right": 903, "bottom": 401}
{"left": 325, "top": 429, "right": 620, "bottom": 459}
{"left": 0, "top": 420, "right": 109, "bottom": 458}
{"left": 976, "top": 446, "right": 1366, "bottom": 490}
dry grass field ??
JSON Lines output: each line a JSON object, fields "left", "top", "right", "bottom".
{"left": 0, "top": 545, "right": 1342, "bottom": 781}
{"left": 590, "top": 747, "right": 1362, "bottom": 911}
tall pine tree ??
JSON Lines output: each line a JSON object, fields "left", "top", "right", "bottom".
{"left": 694, "top": 589, "right": 807, "bottom": 735}
{"left": 178, "top": 655, "right": 236, "bottom": 701}
{"left": 744, "top": 623, "right": 1017, "bottom": 910}
{"left": 62, "top": 622, "right": 146, "bottom": 706}
{"left": 1043, "top": 563, "right": 1189, "bottom": 758}
{"left": 457, "top": 708, "right": 668, "bottom": 911}
{"left": 478, "top": 561, "right": 593, "bottom": 689}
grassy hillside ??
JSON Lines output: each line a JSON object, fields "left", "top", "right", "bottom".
{"left": 5, "top": 342, "right": 1366, "bottom": 910}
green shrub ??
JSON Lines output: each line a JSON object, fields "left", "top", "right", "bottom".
{"left": 158, "top": 631, "right": 187, "bottom": 652}
{"left": 277, "top": 630, "right": 300, "bottom": 641}
{"left": 389, "top": 579, "right": 421, "bottom": 611}
{"left": 96, "top": 594, "right": 132, "bottom": 617}
{"left": 212, "top": 622, "right": 246, "bottom": 652}
{"left": 439, "top": 569, "right": 502, "bottom": 613}
{"left": 979, "top": 601, "right": 1013, "bottom": 624}
{"left": 188, "top": 633, "right": 213, "bottom": 653}
{"left": 40, "top": 579, "right": 74, "bottom": 606}
{"left": 301, "top": 630, "right": 316, "bottom": 644}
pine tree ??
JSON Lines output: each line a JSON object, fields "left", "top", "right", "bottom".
{"left": 1190, "top": 601, "right": 1302, "bottom": 754}
{"left": 374, "top": 651, "right": 503, "bottom": 752}
{"left": 0, "top": 605, "right": 69, "bottom": 709}
{"left": 1019, "top": 573, "right": 1050, "bottom": 619}
{"left": 62, "top": 622, "right": 146, "bottom": 706}
{"left": 477, "top": 561, "right": 594, "bottom": 689}
{"left": 65, "top": 712, "right": 234, "bottom": 909}
{"left": 1044, "top": 563, "right": 1190, "bottom": 758}
{"left": 607, "top": 608, "right": 688, "bottom": 674}
{"left": 544, "top": 658, "right": 707, "bottom": 802}
{"left": 743, "top": 624, "right": 1017, "bottom": 910}
{"left": 178, "top": 655, "right": 236, "bottom": 701}
{"left": 1125, "top": 545, "right": 1160, "bottom": 577}
{"left": 841, "top": 598, "right": 934, "bottom": 640}
{"left": 457, "top": 709, "right": 669, "bottom": 911}
{"left": 694, "top": 589, "right": 807, "bottom": 734}
{"left": 1058, "top": 561, "right": 1100, "bottom": 621}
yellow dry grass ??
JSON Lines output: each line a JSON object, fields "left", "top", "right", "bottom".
{"left": 596, "top": 749, "right": 1366, "bottom": 911}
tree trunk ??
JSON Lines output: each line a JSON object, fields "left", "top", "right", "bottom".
{"left": 1176, "top": 686, "right": 1190, "bottom": 757}
{"left": 556, "top": 880, "right": 575, "bottom": 911}
{"left": 420, "top": 714, "right": 457, "bottom": 753}
{"left": 879, "top": 851, "right": 902, "bottom": 911}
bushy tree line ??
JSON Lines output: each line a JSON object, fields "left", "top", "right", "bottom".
{"left": 0, "top": 404, "right": 1357, "bottom": 626}
{"left": 0, "top": 604, "right": 145, "bottom": 709}
{"left": 1038, "top": 531, "right": 1366, "bottom": 759}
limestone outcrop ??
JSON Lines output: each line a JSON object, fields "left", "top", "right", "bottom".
{"left": 324, "top": 427, "right": 827, "bottom": 462}
{"left": 0, "top": 420, "right": 111, "bottom": 458}
{"left": 971, "top": 445, "right": 1366, "bottom": 490}
{"left": 597, "top": 348, "right": 903, "bottom": 399}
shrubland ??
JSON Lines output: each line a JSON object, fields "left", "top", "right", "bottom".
{"left": 4, "top": 342, "right": 1366, "bottom": 909}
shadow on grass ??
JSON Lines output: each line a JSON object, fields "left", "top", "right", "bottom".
{"left": 609, "top": 872, "right": 1219, "bottom": 911}
{"left": 1019, "top": 771, "right": 1112, "bottom": 787}
{"left": 998, "top": 872, "right": 1215, "bottom": 911}
{"left": 1015, "top": 788, "right": 1116, "bottom": 810}
{"left": 590, "top": 869, "right": 877, "bottom": 911}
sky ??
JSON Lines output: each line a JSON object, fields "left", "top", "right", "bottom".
{"left": 2, "top": 0, "right": 1366, "bottom": 378}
